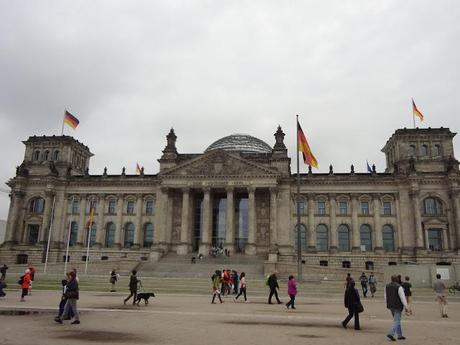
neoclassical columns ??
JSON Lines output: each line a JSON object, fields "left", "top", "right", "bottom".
{"left": 451, "top": 190, "right": 460, "bottom": 252}
{"left": 351, "top": 194, "right": 360, "bottom": 252}
{"left": 373, "top": 194, "right": 384, "bottom": 252}
{"left": 77, "top": 194, "right": 87, "bottom": 246}
{"left": 134, "top": 194, "right": 143, "bottom": 249}
{"left": 245, "top": 187, "right": 257, "bottom": 255}
{"left": 199, "top": 187, "right": 212, "bottom": 254}
{"left": 153, "top": 187, "right": 169, "bottom": 247}
{"left": 115, "top": 194, "right": 124, "bottom": 248}
{"left": 4, "top": 191, "right": 25, "bottom": 244}
{"left": 269, "top": 188, "right": 278, "bottom": 253}
{"left": 95, "top": 195, "right": 105, "bottom": 247}
{"left": 177, "top": 188, "right": 191, "bottom": 255}
{"left": 307, "top": 193, "right": 316, "bottom": 251}
{"left": 225, "top": 187, "right": 235, "bottom": 253}
{"left": 39, "top": 191, "right": 54, "bottom": 244}
{"left": 329, "top": 194, "right": 338, "bottom": 252}
{"left": 411, "top": 191, "right": 425, "bottom": 252}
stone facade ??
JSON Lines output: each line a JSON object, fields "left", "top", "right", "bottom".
{"left": 1, "top": 127, "right": 460, "bottom": 276}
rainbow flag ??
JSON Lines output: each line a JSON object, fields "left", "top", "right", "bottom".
{"left": 412, "top": 99, "right": 424, "bottom": 121}
{"left": 64, "top": 110, "right": 80, "bottom": 129}
{"left": 297, "top": 120, "right": 318, "bottom": 168}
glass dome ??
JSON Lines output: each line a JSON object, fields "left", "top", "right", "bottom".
{"left": 205, "top": 134, "right": 272, "bottom": 154}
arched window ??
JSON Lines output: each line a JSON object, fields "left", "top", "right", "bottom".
{"left": 44, "top": 150, "right": 50, "bottom": 161}
{"left": 29, "top": 197, "right": 45, "bottom": 214}
{"left": 53, "top": 150, "right": 59, "bottom": 161}
{"left": 360, "top": 224, "right": 372, "bottom": 251}
{"left": 143, "top": 223, "right": 154, "bottom": 248}
{"left": 294, "top": 224, "right": 307, "bottom": 252}
{"left": 338, "top": 224, "right": 350, "bottom": 251}
{"left": 382, "top": 224, "right": 395, "bottom": 252}
{"left": 316, "top": 224, "right": 328, "bottom": 252}
{"left": 105, "top": 222, "right": 116, "bottom": 247}
{"left": 33, "top": 150, "right": 40, "bottom": 161}
{"left": 409, "top": 145, "right": 416, "bottom": 157}
{"left": 421, "top": 144, "right": 428, "bottom": 156}
{"left": 69, "top": 222, "right": 78, "bottom": 246}
{"left": 124, "top": 222, "right": 135, "bottom": 248}
{"left": 433, "top": 144, "right": 441, "bottom": 156}
{"left": 423, "top": 197, "right": 443, "bottom": 216}
{"left": 86, "top": 223, "right": 97, "bottom": 247}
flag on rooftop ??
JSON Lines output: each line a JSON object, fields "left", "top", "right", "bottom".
{"left": 412, "top": 98, "right": 424, "bottom": 121}
{"left": 64, "top": 110, "right": 80, "bottom": 129}
{"left": 297, "top": 120, "right": 318, "bottom": 168}
{"left": 136, "top": 163, "right": 141, "bottom": 175}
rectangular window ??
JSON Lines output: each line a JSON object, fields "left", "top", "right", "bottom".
{"left": 71, "top": 200, "right": 79, "bottom": 214}
{"left": 108, "top": 200, "right": 116, "bottom": 214}
{"left": 27, "top": 224, "right": 40, "bottom": 245}
{"left": 317, "top": 201, "right": 326, "bottom": 215}
{"left": 88, "top": 199, "right": 97, "bottom": 213}
{"left": 383, "top": 202, "right": 391, "bottom": 215}
{"left": 339, "top": 201, "right": 348, "bottom": 215}
{"left": 127, "top": 201, "right": 135, "bottom": 214}
{"left": 296, "top": 200, "right": 305, "bottom": 215}
{"left": 428, "top": 229, "right": 443, "bottom": 251}
{"left": 361, "top": 202, "right": 369, "bottom": 215}
{"left": 145, "top": 200, "right": 154, "bottom": 215}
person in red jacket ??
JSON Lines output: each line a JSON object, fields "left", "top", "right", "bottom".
{"left": 20, "top": 269, "right": 32, "bottom": 302}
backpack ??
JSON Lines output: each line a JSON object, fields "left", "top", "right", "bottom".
{"left": 18, "top": 275, "right": 24, "bottom": 285}
{"left": 266, "top": 276, "right": 270, "bottom": 286}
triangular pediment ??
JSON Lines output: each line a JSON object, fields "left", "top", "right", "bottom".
{"left": 160, "top": 150, "right": 279, "bottom": 178}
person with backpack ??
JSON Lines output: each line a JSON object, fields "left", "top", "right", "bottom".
{"left": 211, "top": 270, "right": 223, "bottom": 304}
{"left": 234, "top": 272, "right": 247, "bottom": 302}
{"left": 267, "top": 273, "right": 282, "bottom": 304}
{"left": 19, "top": 269, "right": 31, "bottom": 302}
{"left": 342, "top": 279, "right": 361, "bottom": 330}
{"left": 54, "top": 271, "right": 80, "bottom": 324}
{"left": 124, "top": 270, "right": 139, "bottom": 305}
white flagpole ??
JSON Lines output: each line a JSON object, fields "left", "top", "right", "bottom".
{"left": 43, "top": 195, "right": 56, "bottom": 274}
{"left": 64, "top": 196, "right": 74, "bottom": 275}
{"left": 296, "top": 115, "right": 302, "bottom": 281}
{"left": 84, "top": 208, "right": 94, "bottom": 275}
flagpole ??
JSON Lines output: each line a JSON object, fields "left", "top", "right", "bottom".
{"left": 84, "top": 209, "right": 94, "bottom": 274}
{"left": 296, "top": 115, "right": 302, "bottom": 281}
{"left": 43, "top": 195, "right": 56, "bottom": 274}
{"left": 61, "top": 110, "right": 65, "bottom": 136}
{"left": 64, "top": 196, "right": 74, "bottom": 275}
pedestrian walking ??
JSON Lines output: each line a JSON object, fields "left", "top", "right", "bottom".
{"left": 19, "top": 269, "right": 32, "bottom": 302}
{"left": 433, "top": 274, "right": 448, "bottom": 318}
{"left": 234, "top": 272, "right": 247, "bottom": 302}
{"left": 385, "top": 275, "right": 409, "bottom": 341}
{"left": 0, "top": 278, "right": 6, "bottom": 298}
{"left": 359, "top": 272, "right": 368, "bottom": 298}
{"left": 344, "top": 273, "right": 352, "bottom": 289}
{"left": 110, "top": 269, "right": 118, "bottom": 292}
{"left": 57, "top": 275, "right": 74, "bottom": 319}
{"left": 285, "top": 275, "right": 297, "bottom": 309}
{"left": 54, "top": 271, "right": 80, "bottom": 324}
{"left": 401, "top": 276, "right": 413, "bottom": 315}
{"left": 124, "top": 270, "right": 139, "bottom": 305}
{"left": 0, "top": 264, "right": 8, "bottom": 280}
{"left": 368, "top": 272, "right": 377, "bottom": 297}
{"left": 342, "top": 280, "right": 361, "bottom": 330}
{"left": 211, "top": 270, "right": 223, "bottom": 304}
{"left": 232, "top": 270, "right": 239, "bottom": 295}
{"left": 267, "top": 273, "right": 282, "bottom": 304}
{"left": 28, "top": 265, "right": 36, "bottom": 295}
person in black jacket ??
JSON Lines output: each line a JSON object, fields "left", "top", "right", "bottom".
{"left": 267, "top": 273, "right": 282, "bottom": 304}
{"left": 342, "top": 280, "right": 361, "bottom": 330}
{"left": 55, "top": 271, "right": 80, "bottom": 324}
{"left": 124, "top": 270, "right": 139, "bottom": 305}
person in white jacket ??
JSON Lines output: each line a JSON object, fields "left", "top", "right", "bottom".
{"left": 384, "top": 275, "right": 410, "bottom": 341}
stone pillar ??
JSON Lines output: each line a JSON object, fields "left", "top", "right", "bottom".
{"left": 177, "top": 188, "right": 191, "bottom": 255}
{"left": 451, "top": 191, "right": 460, "bottom": 252}
{"left": 307, "top": 193, "right": 316, "bottom": 251}
{"left": 95, "top": 194, "right": 105, "bottom": 248}
{"left": 153, "top": 188, "right": 168, "bottom": 251}
{"left": 76, "top": 194, "right": 87, "bottom": 246}
{"left": 411, "top": 191, "right": 425, "bottom": 253}
{"left": 199, "top": 187, "right": 212, "bottom": 255}
{"left": 269, "top": 187, "right": 278, "bottom": 255}
{"left": 245, "top": 187, "right": 257, "bottom": 255}
{"left": 329, "top": 194, "right": 338, "bottom": 252}
{"left": 133, "top": 194, "right": 143, "bottom": 249}
{"left": 351, "top": 194, "right": 360, "bottom": 252}
{"left": 4, "top": 191, "right": 25, "bottom": 244}
{"left": 224, "top": 187, "right": 235, "bottom": 254}
{"left": 39, "top": 191, "right": 54, "bottom": 244}
{"left": 115, "top": 193, "right": 124, "bottom": 249}
{"left": 373, "top": 194, "right": 383, "bottom": 253}
{"left": 52, "top": 192, "right": 67, "bottom": 245}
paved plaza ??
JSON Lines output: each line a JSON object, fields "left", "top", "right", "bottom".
{"left": 0, "top": 286, "right": 459, "bottom": 345}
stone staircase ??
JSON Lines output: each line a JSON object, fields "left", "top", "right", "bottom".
{"left": 136, "top": 253, "right": 266, "bottom": 279}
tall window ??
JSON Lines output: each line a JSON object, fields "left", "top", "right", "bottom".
{"left": 71, "top": 199, "right": 79, "bottom": 214}
{"left": 382, "top": 224, "right": 395, "bottom": 251}
{"left": 360, "top": 224, "right": 372, "bottom": 251}
{"left": 143, "top": 223, "right": 154, "bottom": 248}
{"left": 296, "top": 199, "right": 306, "bottom": 215}
{"left": 428, "top": 229, "right": 443, "bottom": 251}
{"left": 27, "top": 224, "right": 40, "bottom": 245}
{"left": 108, "top": 200, "right": 116, "bottom": 214}
{"left": 33, "top": 150, "right": 40, "bottom": 161}
{"left": 235, "top": 196, "right": 249, "bottom": 253}
{"left": 212, "top": 197, "right": 227, "bottom": 247}
{"left": 126, "top": 201, "right": 135, "bottom": 214}
{"left": 421, "top": 144, "right": 428, "bottom": 156}
{"left": 338, "top": 224, "right": 350, "bottom": 251}
{"left": 294, "top": 224, "right": 307, "bottom": 252}
{"left": 383, "top": 202, "right": 391, "bottom": 215}
{"left": 53, "top": 150, "right": 59, "bottom": 161}
{"left": 339, "top": 201, "right": 348, "bottom": 215}
{"left": 88, "top": 199, "right": 97, "bottom": 213}
{"left": 145, "top": 200, "right": 154, "bottom": 215}
{"left": 317, "top": 201, "right": 326, "bottom": 215}
{"left": 193, "top": 196, "right": 203, "bottom": 252}
{"left": 316, "top": 224, "right": 328, "bottom": 252}
{"left": 87, "top": 223, "right": 97, "bottom": 247}
{"left": 69, "top": 222, "right": 78, "bottom": 246}
{"left": 105, "top": 222, "right": 116, "bottom": 247}
{"left": 423, "top": 197, "right": 443, "bottom": 216}
{"left": 409, "top": 145, "right": 416, "bottom": 157}
{"left": 361, "top": 202, "right": 369, "bottom": 215}
{"left": 433, "top": 144, "right": 441, "bottom": 156}
{"left": 44, "top": 150, "right": 50, "bottom": 161}
{"left": 124, "top": 222, "right": 135, "bottom": 248}
{"left": 29, "top": 197, "right": 45, "bottom": 214}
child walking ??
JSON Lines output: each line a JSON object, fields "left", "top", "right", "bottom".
{"left": 286, "top": 275, "right": 297, "bottom": 309}
{"left": 234, "top": 272, "right": 247, "bottom": 302}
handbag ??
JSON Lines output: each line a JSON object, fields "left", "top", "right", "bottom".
{"left": 356, "top": 301, "right": 364, "bottom": 313}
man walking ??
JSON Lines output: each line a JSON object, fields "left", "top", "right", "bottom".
{"left": 368, "top": 272, "right": 377, "bottom": 297}
{"left": 385, "top": 275, "right": 409, "bottom": 341}
{"left": 359, "top": 272, "right": 368, "bottom": 298}
{"left": 124, "top": 270, "right": 139, "bottom": 305}
{"left": 0, "top": 264, "right": 8, "bottom": 280}
{"left": 433, "top": 274, "right": 448, "bottom": 318}
{"left": 267, "top": 273, "right": 282, "bottom": 304}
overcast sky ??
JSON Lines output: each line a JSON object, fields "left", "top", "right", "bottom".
{"left": 0, "top": 0, "right": 459, "bottom": 220}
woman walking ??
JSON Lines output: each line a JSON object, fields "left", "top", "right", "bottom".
{"left": 234, "top": 272, "right": 247, "bottom": 302}
{"left": 342, "top": 280, "right": 361, "bottom": 330}
{"left": 55, "top": 271, "right": 80, "bottom": 324}
{"left": 211, "top": 270, "right": 223, "bottom": 304}
{"left": 20, "top": 269, "right": 32, "bottom": 302}
{"left": 285, "top": 275, "right": 297, "bottom": 309}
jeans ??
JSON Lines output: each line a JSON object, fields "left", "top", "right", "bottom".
{"left": 235, "top": 287, "right": 247, "bottom": 301}
{"left": 388, "top": 309, "right": 402, "bottom": 337}
{"left": 286, "top": 294, "right": 296, "bottom": 308}
{"left": 60, "top": 299, "right": 79, "bottom": 321}
{"left": 343, "top": 307, "right": 360, "bottom": 329}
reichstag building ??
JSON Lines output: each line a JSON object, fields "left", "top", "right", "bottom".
{"left": 1, "top": 126, "right": 459, "bottom": 274}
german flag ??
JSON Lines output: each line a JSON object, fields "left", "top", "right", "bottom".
{"left": 297, "top": 120, "right": 318, "bottom": 168}
{"left": 64, "top": 110, "right": 80, "bottom": 129}
{"left": 412, "top": 99, "right": 424, "bottom": 121}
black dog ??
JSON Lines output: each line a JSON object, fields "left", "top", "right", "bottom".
{"left": 134, "top": 292, "right": 155, "bottom": 305}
